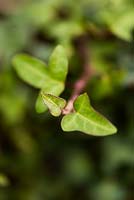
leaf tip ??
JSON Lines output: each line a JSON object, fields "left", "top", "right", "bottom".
{"left": 109, "top": 123, "right": 118, "bottom": 135}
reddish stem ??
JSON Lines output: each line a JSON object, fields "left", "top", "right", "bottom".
{"left": 62, "top": 35, "right": 93, "bottom": 115}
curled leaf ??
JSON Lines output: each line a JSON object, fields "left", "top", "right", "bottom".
{"left": 41, "top": 92, "right": 66, "bottom": 117}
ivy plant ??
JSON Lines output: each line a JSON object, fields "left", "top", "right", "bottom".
{"left": 13, "top": 45, "right": 117, "bottom": 136}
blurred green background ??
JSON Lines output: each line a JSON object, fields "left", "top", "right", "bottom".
{"left": 0, "top": 0, "right": 133, "bottom": 199}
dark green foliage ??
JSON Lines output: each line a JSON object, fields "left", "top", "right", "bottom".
{"left": 0, "top": 0, "right": 133, "bottom": 199}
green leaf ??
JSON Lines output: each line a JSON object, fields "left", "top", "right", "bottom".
{"left": 41, "top": 92, "right": 66, "bottom": 117}
{"left": 0, "top": 174, "right": 9, "bottom": 187}
{"left": 35, "top": 92, "right": 48, "bottom": 113}
{"left": 48, "top": 45, "right": 68, "bottom": 82}
{"left": 35, "top": 78, "right": 64, "bottom": 113}
{"left": 12, "top": 54, "right": 49, "bottom": 88}
{"left": 49, "top": 21, "right": 84, "bottom": 42}
{"left": 35, "top": 78, "right": 65, "bottom": 113}
{"left": 110, "top": 11, "right": 134, "bottom": 41}
{"left": 61, "top": 93, "right": 117, "bottom": 136}
{"left": 12, "top": 45, "right": 68, "bottom": 113}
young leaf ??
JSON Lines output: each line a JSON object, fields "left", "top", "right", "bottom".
{"left": 110, "top": 11, "right": 134, "bottom": 41}
{"left": 48, "top": 45, "right": 68, "bottom": 82}
{"left": 12, "top": 45, "right": 68, "bottom": 113}
{"left": 41, "top": 92, "right": 66, "bottom": 117}
{"left": 35, "top": 82, "right": 64, "bottom": 113}
{"left": 35, "top": 92, "right": 48, "bottom": 113}
{"left": 12, "top": 54, "right": 49, "bottom": 88}
{"left": 61, "top": 93, "right": 117, "bottom": 136}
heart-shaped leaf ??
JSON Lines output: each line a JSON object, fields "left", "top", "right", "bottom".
{"left": 41, "top": 92, "right": 66, "bottom": 117}
{"left": 61, "top": 93, "right": 117, "bottom": 136}
{"left": 12, "top": 45, "right": 68, "bottom": 113}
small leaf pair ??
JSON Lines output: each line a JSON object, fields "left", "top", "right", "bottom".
{"left": 41, "top": 92, "right": 117, "bottom": 136}
{"left": 12, "top": 45, "right": 68, "bottom": 113}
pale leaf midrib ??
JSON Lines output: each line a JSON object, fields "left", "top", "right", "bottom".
{"left": 75, "top": 95, "right": 113, "bottom": 132}
{"left": 43, "top": 96, "right": 60, "bottom": 109}
{"left": 77, "top": 112, "right": 113, "bottom": 132}
{"left": 24, "top": 63, "right": 62, "bottom": 84}
{"left": 42, "top": 95, "right": 66, "bottom": 115}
